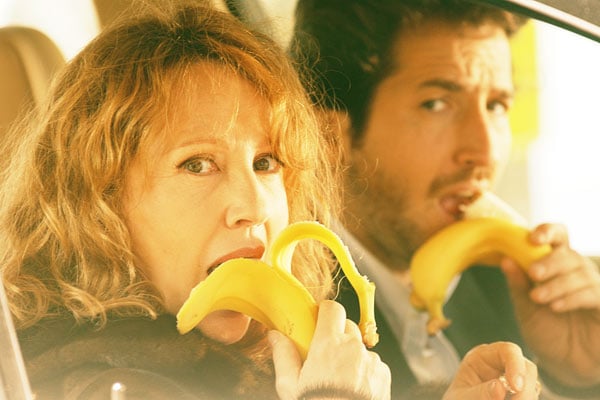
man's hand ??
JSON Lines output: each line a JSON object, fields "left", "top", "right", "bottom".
{"left": 502, "top": 222, "right": 600, "bottom": 386}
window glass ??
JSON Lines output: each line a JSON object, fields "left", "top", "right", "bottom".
{"left": 496, "top": 19, "right": 600, "bottom": 255}
{"left": 0, "top": 0, "right": 99, "bottom": 59}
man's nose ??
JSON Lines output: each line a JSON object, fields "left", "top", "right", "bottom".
{"left": 453, "top": 105, "right": 501, "bottom": 168}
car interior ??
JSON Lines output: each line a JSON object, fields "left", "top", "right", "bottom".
{"left": 0, "top": 26, "right": 64, "bottom": 140}
{"left": 0, "top": 0, "right": 598, "bottom": 398}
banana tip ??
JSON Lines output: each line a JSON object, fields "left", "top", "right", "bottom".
{"left": 361, "top": 322, "right": 379, "bottom": 348}
{"left": 175, "top": 323, "right": 187, "bottom": 335}
{"left": 175, "top": 316, "right": 195, "bottom": 335}
{"left": 426, "top": 317, "right": 451, "bottom": 336}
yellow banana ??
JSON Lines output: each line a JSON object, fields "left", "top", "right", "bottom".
{"left": 176, "top": 221, "right": 378, "bottom": 360}
{"left": 269, "top": 221, "right": 379, "bottom": 348}
{"left": 409, "top": 217, "right": 552, "bottom": 335}
{"left": 177, "top": 257, "right": 318, "bottom": 358}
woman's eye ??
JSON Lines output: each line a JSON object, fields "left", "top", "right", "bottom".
{"left": 179, "top": 157, "right": 219, "bottom": 175}
{"left": 253, "top": 154, "right": 282, "bottom": 173}
{"left": 421, "top": 98, "right": 447, "bottom": 112}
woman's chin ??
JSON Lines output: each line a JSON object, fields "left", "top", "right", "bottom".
{"left": 197, "top": 310, "right": 252, "bottom": 344}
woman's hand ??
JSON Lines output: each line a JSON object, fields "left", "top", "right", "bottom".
{"left": 269, "top": 300, "right": 391, "bottom": 400}
{"left": 442, "top": 342, "right": 539, "bottom": 400}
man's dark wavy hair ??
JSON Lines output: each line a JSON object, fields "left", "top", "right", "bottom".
{"left": 290, "top": 0, "right": 528, "bottom": 141}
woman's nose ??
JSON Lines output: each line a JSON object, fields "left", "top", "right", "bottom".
{"left": 224, "top": 173, "right": 269, "bottom": 229}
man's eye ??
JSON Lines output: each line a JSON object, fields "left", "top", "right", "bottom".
{"left": 421, "top": 99, "right": 447, "bottom": 112}
{"left": 488, "top": 100, "right": 510, "bottom": 115}
{"left": 180, "top": 157, "right": 218, "bottom": 174}
{"left": 254, "top": 154, "right": 282, "bottom": 173}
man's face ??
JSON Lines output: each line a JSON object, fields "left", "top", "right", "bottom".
{"left": 343, "top": 20, "right": 514, "bottom": 270}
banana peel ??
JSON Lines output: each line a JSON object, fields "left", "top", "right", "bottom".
{"left": 176, "top": 221, "right": 377, "bottom": 360}
{"left": 177, "top": 257, "right": 318, "bottom": 357}
{"left": 409, "top": 211, "right": 552, "bottom": 335}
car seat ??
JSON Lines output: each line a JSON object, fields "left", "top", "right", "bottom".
{"left": 0, "top": 25, "right": 65, "bottom": 399}
{"left": 92, "top": 0, "right": 229, "bottom": 28}
{"left": 0, "top": 26, "right": 65, "bottom": 139}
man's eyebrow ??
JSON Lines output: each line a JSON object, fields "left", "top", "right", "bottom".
{"left": 419, "top": 78, "right": 515, "bottom": 98}
{"left": 496, "top": 89, "right": 515, "bottom": 102}
{"left": 419, "top": 78, "right": 463, "bottom": 91}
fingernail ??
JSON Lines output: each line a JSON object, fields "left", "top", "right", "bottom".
{"left": 514, "top": 375, "right": 524, "bottom": 391}
{"left": 499, "top": 374, "right": 516, "bottom": 394}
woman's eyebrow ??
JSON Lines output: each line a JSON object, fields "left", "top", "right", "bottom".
{"left": 175, "top": 135, "right": 221, "bottom": 149}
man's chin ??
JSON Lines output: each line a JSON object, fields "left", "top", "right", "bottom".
{"left": 197, "top": 310, "right": 252, "bottom": 344}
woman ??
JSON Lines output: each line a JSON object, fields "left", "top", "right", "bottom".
{"left": 0, "top": 2, "right": 385, "bottom": 398}
{"left": 0, "top": 2, "right": 537, "bottom": 399}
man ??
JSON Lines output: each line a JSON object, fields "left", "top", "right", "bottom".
{"left": 291, "top": 0, "right": 600, "bottom": 398}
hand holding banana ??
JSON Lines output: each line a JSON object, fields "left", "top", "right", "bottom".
{"left": 176, "top": 221, "right": 378, "bottom": 360}
{"left": 409, "top": 193, "right": 552, "bottom": 335}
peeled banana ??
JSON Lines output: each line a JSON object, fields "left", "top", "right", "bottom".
{"left": 409, "top": 217, "right": 552, "bottom": 335}
{"left": 463, "top": 191, "right": 528, "bottom": 226}
{"left": 177, "top": 257, "right": 318, "bottom": 358}
{"left": 176, "top": 221, "right": 378, "bottom": 360}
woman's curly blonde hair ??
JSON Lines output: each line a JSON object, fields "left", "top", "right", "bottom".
{"left": 0, "top": 1, "right": 342, "bottom": 329}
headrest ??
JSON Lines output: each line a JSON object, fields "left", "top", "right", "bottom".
{"left": 0, "top": 26, "right": 65, "bottom": 137}
{"left": 92, "top": 0, "right": 230, "bottom": 28}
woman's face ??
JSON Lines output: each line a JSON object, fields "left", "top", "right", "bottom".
{"left": 122, "top": 64, "right": 289, "bottom": 344}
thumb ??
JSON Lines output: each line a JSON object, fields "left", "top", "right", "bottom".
{"left": 501, "top": 256, "right": 530, "bottom": 291}
{"left": 500, "top": 257, "right": 531, "bottom": 303}
{"left": 268, "top": 330, "right": 302, "bottom": 400}
{"left": 500, "top": 257, "right": 537, "bottom": 319}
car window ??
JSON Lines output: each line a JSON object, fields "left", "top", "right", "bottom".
{"left": 504, "top": 19, "right": 600, "bottom": 256}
